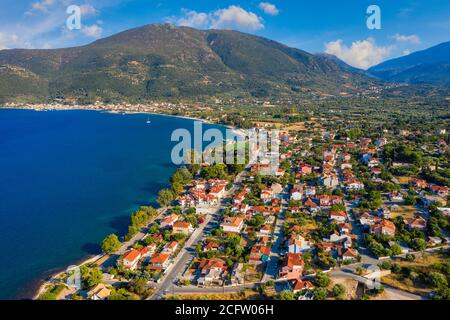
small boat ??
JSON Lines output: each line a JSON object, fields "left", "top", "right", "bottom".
{"left": 146, "top": 118, "right": 151, "bottom": 124}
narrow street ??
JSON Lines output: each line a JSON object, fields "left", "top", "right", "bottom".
{"left": 262, "top": 186, "right": 289, "bottom": 282}
{"left": 150, "top": 169, "right": 248, "bottom": 299}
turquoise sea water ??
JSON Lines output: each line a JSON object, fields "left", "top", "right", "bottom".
{"left": 0, "top": 109, "right": 223, "bottom": 299}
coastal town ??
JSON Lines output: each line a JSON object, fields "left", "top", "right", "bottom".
{"left": 34, "top": 102, "right": 450, "bottom": 301}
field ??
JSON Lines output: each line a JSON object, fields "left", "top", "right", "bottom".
{"left": 381, "top": 252, "right": 449, "bottom": 296}
{"left": 390, "top": 205, "right": 418, "bottom": 219}
{"left": 166, "top": 289, "right": 263, "bottom": 300}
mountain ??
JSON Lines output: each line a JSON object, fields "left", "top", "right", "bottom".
{"left": 0, "top": 24, "right": 379, "bottom": 103}
{"left": 369, "top": 41, "right": 450, "bottom": 86}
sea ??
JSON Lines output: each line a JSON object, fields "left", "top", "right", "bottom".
{"left": 0, "top": 108, "right": 226, "bottom": 299}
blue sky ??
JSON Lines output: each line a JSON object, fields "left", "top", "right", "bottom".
{"left": 1, "top": 0, "right": 449, "bottom": 69}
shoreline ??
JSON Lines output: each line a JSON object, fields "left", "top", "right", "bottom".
{"left": 2, "top": 104, "right": 244, "bottom": 300}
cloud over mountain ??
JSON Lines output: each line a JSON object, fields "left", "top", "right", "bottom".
{"left": 325, "top": 38, "right": 392, "bottom": 70}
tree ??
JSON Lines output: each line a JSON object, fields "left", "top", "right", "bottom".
{"left": 128, "top": 277, "right": 150, "bottom": 297}
{"left": 157, "top": 189, "right": 175, "bottom": 207}
{"left": 101, "top": 234, "right": 121, "bottom": 254}
{"left": 390, "top": 244, "right": 402, "bottom": 256}
{"left": 332, "top": 284, "right": 346, "bottom": 299}
{"left": 314, "top": 272, "right": 331, "bottom": 288}
{"left": 411, "top": 238, "right": 426, "bottom": 251}
{"left": 430, "top": 272, "right": 448, "bottom": 289}
{"left": 313, "top": 287, "right": 328, "bottom": 300}
{"left": 84, "top": 267, "right": 103, "bottom": 288}
{"left": 108, "top": 288, "right": 139, "bottom": 300}
{"left": 278, "top": 290, "right": 295, "bottom": 300}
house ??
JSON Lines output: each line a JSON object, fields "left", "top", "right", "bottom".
{"left": 437, "top": 207, "right": 450, "bottom": 216}
{"left": 257, "top": 224, "right": 272, "bottom": 237}
{"left": 260, "top": 189, "right": 274, "bottom": 202}
{"left": 340, "top": 152, "right": 352, "bottom": 162}
{"left": 389, "top": 192, "right": 404, "bottom": 202}
{"left": 178, "top": 196, "right": 195, "bottom": 208}
{"left": 304, "top": 186, "right": 316, "bottom": 197}
{"left": 203, "top": 241, "right": 220, "bottom": 252}
{"left": 375, "top": 138, "right": 388, "bottom": 147}
{"left": 421, "top": 194, "right": 444, "bottom": 208}
{"left": 371, "top": 219, "right": 396, "bottom": 237}
{"left": 371, "top": 167, "right": 382, "bottom": 175}
{"left": 329, "top": 211, "right": 347, "bottom": 223}
{"left": 198, "top": 259, "right": 225, "bottom": 286}
{"left": 338, "top": 223, "right": 353, "bottom": 234}
{"left": 325, "top": 231, "right": 351, "bottom": 243}
{"left": 280, "top": 253, "right": 304, "bottom": 280}
{"left": 359, "top": 213, "right": 380, "bottom": 226}
{"left": 342, "top": 248, "right": 358, "bottom": 261}
{"left": 209, "top": 185, "right": 226, "bottom": 199}
{"left": 122, "top": 249, "right": 142, "bottom": 270}
{"left": 410, "top": 178, "right": 428, "bottom": 190}
{"left": 249, "top": 245, "right": 271, "bottom": 265}
{"left": 149, "top": 253, "right": 171, "bottom": 270}
{"left": 404, "top": 217, "right": 427, "bottom": 231}
{"left": 304, "top": 198, "right": 319, "bottom": 213}
{"left": 429, "top": 185, "right": 449, "bottom": 197}
{"left": 271, "top": 183, "right": 283, "bottom": 195}
{"left": 428, "top": 236, "right": 443, "bottom": 246}
{"left": 252, "top": 206, "right": 281, "bottom": 216}
{"left": 221, "top": 216, "right": 245, "bottom": 234}
{"left": 287, "top": 234, "right": 311, "bottom": 253}
{"left": 233, "top": 191, "right": 247, "bottom": 204}
{"left": 291, "top": 279, "right": 314, "bottom": 293}
{"left": 298, "top": 164, "right": 313, "bottom": 175}
{"left": 145, "top": 243, "right": 157, "bottom": 256}
{"left": 160, "top": 214, "right": 179, "bottom": 229}
{"left": 172, "top": 221, "right": 194, "bottom": 235}
{"left": 87, "top": 283, "right": 111, "bottom": 300}
{"left": 163, "top": 241, "right": 179, "bottom": 254}
{"left": 367, "top": 158, "right": 381, "bottom": 168}
{"left": 322, "top": 174, "right": 339, "bottom": 189}
{"left": 290, "top": 186, "right": 303, "bottom": 201}
{"left": 193, "top": 192, "right": 217, "bottom": 206}
{"left": 346, "top": 180, "right": 365, "bottom": 191}
{"left": 341, "top": 162, "right": 353, "bottom": 170}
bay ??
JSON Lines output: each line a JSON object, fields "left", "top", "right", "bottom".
{"left": 0, "top": 109, "right": 224, "bottom": 299}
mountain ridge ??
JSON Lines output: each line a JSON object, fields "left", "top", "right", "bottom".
{"left": 0, "top": 24, "right": 382, "bottom": 102}
{"left": 369, "top": 41, "right": 450, "bottom": 86}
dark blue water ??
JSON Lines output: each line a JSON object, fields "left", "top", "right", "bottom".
{"left": 0, "top": 109, "right": 222, "bottom": 299}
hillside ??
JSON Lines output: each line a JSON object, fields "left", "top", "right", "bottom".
{"left": 369, "top": 41, "right": 450, "bottom": 86}
{"left": 0, "top": 24, "right": 380, "bottom": 103}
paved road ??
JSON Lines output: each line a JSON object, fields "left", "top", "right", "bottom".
{"left": 150, "top": 170, "right": 248, "bottom": 300}
{"left": 170, "top": 283, "right": 259, "bottom": 295}
{"left": 344, "top": 199, "right": 380, "bottom": 267}
{"left": 262, "top": 187, "right": 289, "bottom": 282}
{"left": 329, "top": 269, "right": 423, "bottom": 300}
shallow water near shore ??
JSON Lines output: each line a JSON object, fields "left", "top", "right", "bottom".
{"left": 0, "top": 108, "right": 226, "bottom": 299}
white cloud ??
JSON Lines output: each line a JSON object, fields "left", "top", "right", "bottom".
{"left": 212, "top": 6, "right": 264, "bottom": 30}
{"left": 177, "top": 9, "right": 210, "bottom": 28}
{"left": 325, "top": 38, "right": 392, "bottom": 70}
{"left": 26, "top": 0, "right": 56, "bottom": 15}
{"left": 80, "top": 4, "right": 98, "bottom": 17}
{"left": 173, "top": 5, "right": 264, "bottom": 31}
{"left": 82, "top": 24, "right": 103, "bottom": 38}
{"left": 391, "top": 33, "right": 421, "bottom": 44}
{"left": 258, "top": 2, "right": 279, "bottom": 16}
{"left": 0, "top": 32, "right": 27, "bottom": 49}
